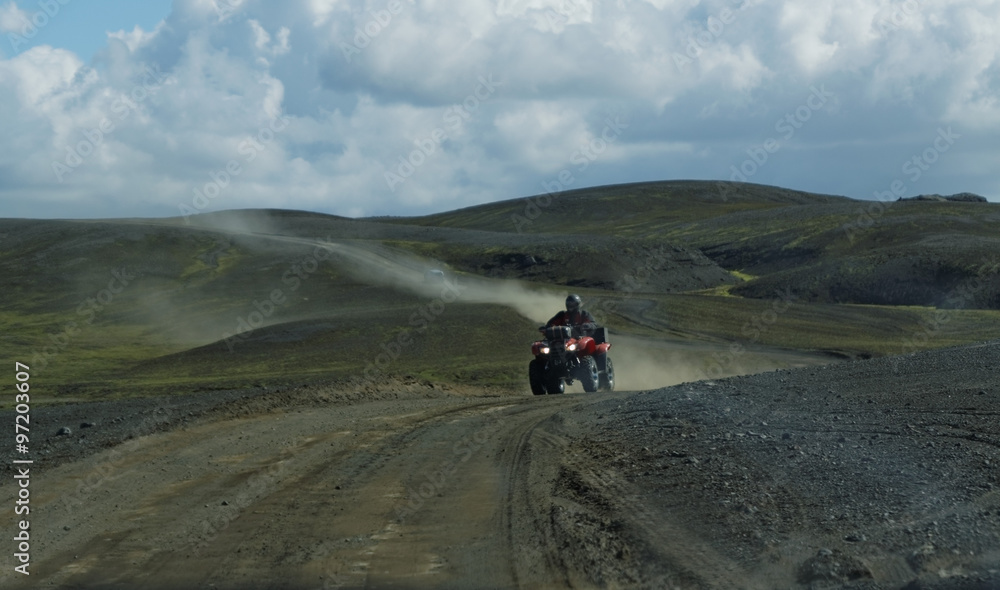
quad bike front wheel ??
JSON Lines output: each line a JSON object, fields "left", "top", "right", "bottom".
{"left": 599, "top": 356, "right": 615, "bottom": 392}
{"left": 545, "top": 372, "right": 565, "bottom": 395}
{"left": 580, "top": 356, "right": 600, "bottom": 393}
{"left": 528, "top": 359, "right": 547, "bottom": 396}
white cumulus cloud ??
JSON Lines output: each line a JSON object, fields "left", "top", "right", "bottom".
{"left": 0, "top": 1, "right": 27, "bottom": 34}
{"left": 0, "top": 0, "right": 998, "bottom": 220}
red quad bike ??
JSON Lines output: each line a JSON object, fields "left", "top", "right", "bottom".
{"left": 529, "top": 325, "right": 614, "bottom": 395}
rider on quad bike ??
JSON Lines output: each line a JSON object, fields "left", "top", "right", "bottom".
{"left": 529, "top": 294, "right": 614, "bottom": 395}
{"left": 546, "top": 294, "right": 597, "bottom": 338}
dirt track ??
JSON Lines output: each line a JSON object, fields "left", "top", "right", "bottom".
{"left": 4, "top": 342, "right": 1000, "bottom": 589}
{"left": 0, "top": 390, "right": 594, "bottom": 589}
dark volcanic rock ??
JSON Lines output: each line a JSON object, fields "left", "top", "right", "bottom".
{"left": 551, "top": 339, "right": 1000, "bottom": 588}
{"left": 903, "top": 192, "right": 988, "bottom": 203}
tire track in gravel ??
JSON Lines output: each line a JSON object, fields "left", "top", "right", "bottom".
{"left": 496, "top": 397, "right": 577, "bottom": 589}
{"left": 2, "top": 394, "right": 598, "bottom": 590}
{"left": 529, "top": 424, "right": 753, "bottom": 589}
{"left": 1, "top": 398, "right": 499, "bottom": 588}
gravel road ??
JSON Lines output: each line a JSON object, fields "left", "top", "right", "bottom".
{"left": 2, "top": 342, "right": 999, "bottom": 589}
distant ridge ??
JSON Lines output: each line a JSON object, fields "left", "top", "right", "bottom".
{"left": 900, "top": 192, "right": 988, "bottom": 203}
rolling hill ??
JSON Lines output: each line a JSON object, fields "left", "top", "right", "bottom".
{"left": 3, "top": 179, "right": 1000, "bottom": 404}
{"left": 388, "top": 180, "right": 1000, "bottom": 309}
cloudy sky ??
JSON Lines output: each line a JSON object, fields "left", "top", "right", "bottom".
{"left": 0, "top": 0, "right": 997, "bottom": 219}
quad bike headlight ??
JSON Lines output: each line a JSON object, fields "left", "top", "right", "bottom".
{"left": 566, "top": 343, "right": 577, "bottom": 351}
{"left": 540, "top": 346, "right": 550, "bottom": 355}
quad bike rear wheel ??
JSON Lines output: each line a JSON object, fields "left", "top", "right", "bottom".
{"left": 599, "top": 356, "right": 615, "bottom": 392}
{"left": 580, "top": 356, "right": 600, "bottom": 393}
{"left": 528, "top": 359, "right": 546, "bottom": 396}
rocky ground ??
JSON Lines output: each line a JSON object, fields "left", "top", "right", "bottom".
{"left": 549, "top": 340, "right": 1000, "bottom": 588}
{"left": 2, "top": 342, "right": 999, "bottom": 589}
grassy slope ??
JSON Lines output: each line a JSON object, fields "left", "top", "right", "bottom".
{"left": 5, "top": 180, "right": 1000, "bottom": 404}
{"left": 638, "top": 295, "right": 1000, "bottom": 358}
{"left": 385, "top": 179, "right": 1000, "bottom": 357}
{"left": 110, "top": 303, "right": 539, "bottom": 398}
{"left": 389, "top": 181, "right": 1000, "bottom": 309}
{"left": 388, "top": 180, "right": 851, "bottom": 232}
{"left": 2, "top": 219, "right": 545, "bottom": 402}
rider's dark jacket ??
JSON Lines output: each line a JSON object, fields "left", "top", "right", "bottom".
{"left": 546, "top": 309, "right": 596, "bottom": 336}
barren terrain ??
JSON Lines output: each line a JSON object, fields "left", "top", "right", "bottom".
{"left": 4, "top": 181, "right": 1000, "bottom": 589}
{"left": 3, "top": 339, "right": 1000, "bottom": 589}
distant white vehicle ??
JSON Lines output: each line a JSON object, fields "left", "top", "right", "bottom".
{"left": 424, "top": 269, "right": 446, "bottom": 283}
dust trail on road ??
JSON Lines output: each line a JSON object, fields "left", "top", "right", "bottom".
{"left": 132, "top": 219, "right": 567, "bottom": 346}
{"left": 233, "top": 230, "right": 567, "bottom": 324}
{"left": 610, "top": 334, "right": 833, "bottom": 391}
{"left": 168, "top": 222, "right": 827, "bottom": 389}
{"left": 610, "top": 336, "right": 710, "bottom": 390}
{"left": 274, "top": 236, "right": 739, "bottom": 390}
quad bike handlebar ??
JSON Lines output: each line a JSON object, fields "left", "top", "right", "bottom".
{"left": 539, "top": 324, "right": 596, "bottom": 338}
